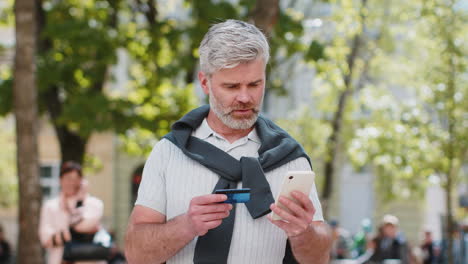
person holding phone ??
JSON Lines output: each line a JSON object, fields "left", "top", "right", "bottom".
{"left": 125, "top": 19, "right": 332, "bottom": 264}
{"left": 39, "top": 161, "right": 104, "bottom": 264}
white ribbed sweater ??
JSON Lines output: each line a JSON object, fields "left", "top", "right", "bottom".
{"left": 136, "top": 121, "right": 323, "bottom": 264}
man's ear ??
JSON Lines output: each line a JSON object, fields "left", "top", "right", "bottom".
{"left": 198, "top": 71, "right": 209, "bottom": 95}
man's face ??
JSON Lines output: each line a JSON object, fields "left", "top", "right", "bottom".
{"left": 382, "top": 224, "right": 397, "bottom": 238}
{"left": 199, "top": 59, "right": 265, "bottom": 130}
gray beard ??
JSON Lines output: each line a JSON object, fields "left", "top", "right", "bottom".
{"left": 209, "top": 92, "right": 261, "bottom": 130}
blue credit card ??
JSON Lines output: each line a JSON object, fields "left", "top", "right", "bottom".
{"left": 214, "top": 188, "right": 251, "bottom": 203}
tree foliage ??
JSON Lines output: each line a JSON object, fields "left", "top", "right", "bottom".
{"left": 278, "top": 0, "right": 379, "bottom": 215}
{"left": 278, "top": 0, "right": 467, "bottom": 221}
{"left": 347, "top": 2, "right": 467, "bottom": 261}
{"left": 0, "top": 0, "right": 308, "bottom": 160}
{"left": 349, "top": 0, "right": 468, "bottom": 200}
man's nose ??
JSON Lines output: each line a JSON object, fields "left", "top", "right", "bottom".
{"left": 236, "top": 88, "right": 251, "bottom": 103}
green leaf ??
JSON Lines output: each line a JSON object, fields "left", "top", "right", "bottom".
{"left": 305, "top": 40, "right": 325, "bottom": 62}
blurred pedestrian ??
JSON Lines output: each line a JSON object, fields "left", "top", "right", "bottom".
{"left": 462, "top": 221, "right": 468, "bottom": 264}
{"left": 39, "top": 161, "right": 105, "bottom": 264}
{"left": 420, "top": 230, "right": 435, "bottom": 264}
{"left": 0, "top": 224, "right": 11, "bottom": 264}
{"left": 439, "top": 224, "right": 464, "bottom": 264}
{"left": 352, "top": 218, "right": 373, "bottom": 258}
{"left": 330, "top": 219, "right": 352, "bottom": 259}
{"left": 107, "top": 231, "right": 126, "bottom": 264}
{"left": 366, "top": 214, "right": 410, "bottom": 264}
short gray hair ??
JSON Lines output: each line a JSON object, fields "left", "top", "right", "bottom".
{"left": 199, "top": 19, "right": 270, "bottom": 75}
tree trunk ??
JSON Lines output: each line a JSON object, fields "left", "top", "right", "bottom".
{"left": 444, "top": 98, "right": 456, "bottom": 264}
{"left": 321, "top": 0, "right": 367, "bottom": 217}
{"left": 56, "top": 126, "right": 88, "bottom": 164}
{"left": 321, "top": 76, "right": 354, "bottom": 217}
{"left": 444, "top": 16, "right": 457, "bottom": 263}
{"left": 445, "top": 169, "right": 454, "bottom": 264}
{"left": 251, "top": 0, "right": 280, "bottom": 35}
{"left": 37, "top": 2, "right": 92, "bottom": 165}
{"left": 13, "top": 0, "right": 43, "bottom": 263}
{"left": 42, "top": 84, "right": 88, "bottom": 165}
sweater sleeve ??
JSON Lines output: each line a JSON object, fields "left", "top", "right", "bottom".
{"left": 135, "top": 139, "right": 171, "bottom": 215}
{"left": 38, "top": 201, "right": 55, "bottom": 247}
{"left": 38, "top": 199, "right": 69, "bottom": 247}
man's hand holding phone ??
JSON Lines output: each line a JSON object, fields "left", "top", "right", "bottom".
{"left": 268, "top": 191, "right": 316, "bottom": 237}
{"left": 268, "top": 171, "right": 316, "bottom": 238}
{"left": 185, "top": 194, "right": 233, "bottom": 236}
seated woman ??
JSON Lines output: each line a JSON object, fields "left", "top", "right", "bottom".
{"left": 39, "top": 161, "right": 105, "bottom": 264}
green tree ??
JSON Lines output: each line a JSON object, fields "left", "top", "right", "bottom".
{"left": 1, "top": 0, "right": 307, "bottom": 161}
{"left": 278, "top": 0, "right": 382, "bottom": 216}
{"left": 2, "top": 0, "right": 198, "bottom": 164}
{"left": 0, "top": 1, "right": 315, "bottom": 261}
{"left": 349, "top": 1, "right": 467, "bottom": 263}
{"left": 317, "top": 0, "right": 370, "bottom": 216}
{"left": 277, "top": 0, "right": 465, "bottom": 222}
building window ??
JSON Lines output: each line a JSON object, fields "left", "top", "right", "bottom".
{"left": 40, "top": 163, "right": 60, "bottom": 200}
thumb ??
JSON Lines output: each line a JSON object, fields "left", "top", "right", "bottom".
{"left": 54, "top": 233, "right": 63, "bottom": 246}
{"left": 62, "top": 229, "right": 72, "bottom": 242}
{"left": 44, "top": 237, "right": 54, "bottom": 248}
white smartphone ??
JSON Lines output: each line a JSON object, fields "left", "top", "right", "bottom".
{"left": 270, "top": 171, "right": 316, "bottom": 221}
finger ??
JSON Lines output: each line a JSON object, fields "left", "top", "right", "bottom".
{"left": 62, "top": 229, "right": 72, "bottom": 241}
{"left": 199, "top": 211, "right": 230, "bottom": 222}
{"left": 45, "top": 237, "right": 53, "bottom": 248}
{"left": 204, "top": 219, "right": 223, "bottom": 230}
{"left": 192, "top": 203, "right": 232, "bottom": 215}
{"left": 268, "top": 214, "right": 290, "bottom": 230}
{"left": 291, "top": 191, "right": 316, "bottom": 213}
{"left": 53, "top": 233, "right": 63, "bottom": 246}
{"left": 267, "top": 214, "right": 309, "bottom": 237}
{"left": 279, "top": 196, "right": 312, "bottom": 223}
{"left": 192, "top": 194, "right": 227, "bottom": 205}
{"left": 270, "top": 203, "right": 305, "bottom": 228}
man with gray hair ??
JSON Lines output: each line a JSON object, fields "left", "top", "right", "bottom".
{"left": 125, "top": 19, "right": 331, "bottom": 264}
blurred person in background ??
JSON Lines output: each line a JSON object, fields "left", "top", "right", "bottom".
{"left": 39, "top": 161, "right": 105, "bottom": 264}
{"left": 107, "top": 231, "right": 126, "bottom": 264}
{"left": 0, "top": 224, "right": 11, "bottom": 264}
{"left": 462, "top": 221, "right": 468, "bottom": 264}
{"left": 438, "top": 223, "right": 465, "bottom": 264}
{"left": 352, "top": 218, "right": 373, "bottom": 259}
{"left": 420, "top": 230, "right": 435, "bottom": 264}
{"left": 366, "top": 214, "right": 410, "bottom": 264}
{"left": 330, "top": 219, "right": 352, "bottom": 259}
